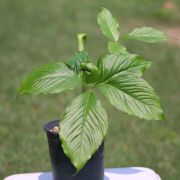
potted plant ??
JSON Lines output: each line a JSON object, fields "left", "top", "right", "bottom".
{"left": 19, "top": 7, "right": 167, "bottom": 180}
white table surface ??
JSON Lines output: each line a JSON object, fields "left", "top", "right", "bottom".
{"left": 4, "top": 167, "right": 161, "bottom": 180}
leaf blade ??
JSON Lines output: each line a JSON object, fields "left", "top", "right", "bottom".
{"left": 108, "top": 41, "right": 127, "bottom": 54}
{"left": 97, "top": 8, "right": 120, "bottom": 42}
{"left": 19, "top": 62, "right": 81, "bottom": 94}
{"left": 97, "top": 54, "right": 151, "bottom": 83}
{"left": 60, "top": 91, "right": 108, "bottom": 171}
{"left": 98, "top": 75, "right": 164, "bottom": 120}
{"left": 123, "top": 27, "right": 167, "bottom": 43}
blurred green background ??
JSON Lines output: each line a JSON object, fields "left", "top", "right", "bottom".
{"left": 0, "top": 0, "right": 180, "bottom": 179}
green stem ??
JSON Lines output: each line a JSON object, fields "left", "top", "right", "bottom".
{"left": 120, "top": 34, "right": 127, "bottom": 44}
{"left": 77, "top": 33, "right": 87, "bottom": 93}
{"left": 82, "top": 83, "right": 87, "bottom": 93}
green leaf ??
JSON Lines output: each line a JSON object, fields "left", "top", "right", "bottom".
{"left": 19, "top": 62, "right": 81, "bottom": 94}
{"left": 123, "top": 27, "right": 167, "bottom": 43}
{"left": 60, "top": 91, "right": 108, "bottom": 171}
{"left": 97, "top": 8, "right": 120, "bottom": 42}
{"left": 98, "top": 75, "right": 164, "bottom": 120}
{"left": 80, "top": 62, "right": 100, "bottom": 85}
{"left": 67, "top": 50, "right": 88, "bottom": 73}
{"left": 108, "top": 41, "right": 127, "bottom": 54}
{"left": 97, "top": 54, "right": 151, "bottom": 83}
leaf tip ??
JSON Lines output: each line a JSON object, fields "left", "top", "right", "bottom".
{"left": 146, "top": 60, "right": 152, "bottom": 69}
{"left": 17, "top": 85, "right": 25, "bottom": 95}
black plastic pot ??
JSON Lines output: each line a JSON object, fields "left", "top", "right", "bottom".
{"left": 44, "top": 120, "right": 104, "bottom": 180}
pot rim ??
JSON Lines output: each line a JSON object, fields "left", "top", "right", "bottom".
{"left": 43, "top": 119, "right": 60, "bottom": 138}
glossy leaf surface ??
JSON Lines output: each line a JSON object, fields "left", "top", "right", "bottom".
{"left": 123, "top": 27, "right": 167, "bottom": 43}
{"left": 97, "top": 8, "right": 120, "bottom": 42}
{"left": 19, "top": 62, "right": 81, "bottom": 94}
{"left": 97, "top": 54, "right": 151, "bottom": 83}
{"left": 108, "top": 41, "right": 127, "bottom": 54}
{"left": 99, "top": 75, "right": 164, "bottom": 120}
{"left": 60, "top": 91, "right": 108, "bottom": 171}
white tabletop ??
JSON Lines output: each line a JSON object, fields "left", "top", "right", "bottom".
{"left": 4, "top": 167, "right": 161, "bottom": 180}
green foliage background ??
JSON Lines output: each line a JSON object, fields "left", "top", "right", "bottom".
{"left": 0, "top": 0, "right": 180, "bottom": 179}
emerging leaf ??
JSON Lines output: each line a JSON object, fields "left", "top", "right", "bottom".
{"left": 81, "top": 62, "right": 100, "bottom": 85}
{"left": 77, "top": 33, "right": 87, "bottom": 51}
{"left": 67, "top": 50, "right": 88, "bottom": 74}
{"left": 81, "top": 62, "right": 99, "bottom": 73}
{"left": 60, "top": 91, "right": 108, "bottom": 171}
{"left": 108, "top": 41, "right": 127, "bottom": 54}
{"left": 123, "top": 27, "right": 167, "bottom": 43}
{"left": 19, "top": 62, "right": 81, "bottom": 94}
{"left": 97, "top": 54, "right": 151, "bottom": 83}
{"left": 98, "top": 75, "right": 164, "bottom": 120}
{"left": 97, "top": 8, "right": 120, "bottom": 42}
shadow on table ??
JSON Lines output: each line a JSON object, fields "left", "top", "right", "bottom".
{"left": 39, "top": 173, "right": 53, "bottom": 180}
{"left": 104, "top": 175, "right": 110, "bottom": 180}
{"left": 105, "top": 167, "right": 143, "bottom": 175}
{"left": 38, "top": 173, "right": 111, "bottom": 180}
{"left": 38, "top": 168, "right": 143, "bottom": 180}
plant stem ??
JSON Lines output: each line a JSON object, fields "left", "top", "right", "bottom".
{"left": 82, "top": 83, "right": 87, "bottom": 93}
{"left": 77, "top": 33, "right": 87, "bottom": 93}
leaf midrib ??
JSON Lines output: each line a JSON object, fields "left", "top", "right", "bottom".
{"left": 103, "top": 83, "right": 158, "bottom": 108}
{"left": 105, "top": 17, "right": 116, "bottom": 41}
{"left": 100, "top": 63, "right": 146, "bottom": 86}
{"left": 34, "top": 71, "right": 74, "bottom": 80}
{"left": 78, "top": 90, "right": 92, "bottom": 153}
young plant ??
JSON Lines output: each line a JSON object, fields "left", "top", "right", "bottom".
{"left": 19, "top": 8, "right": 167, "bottom": 172}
